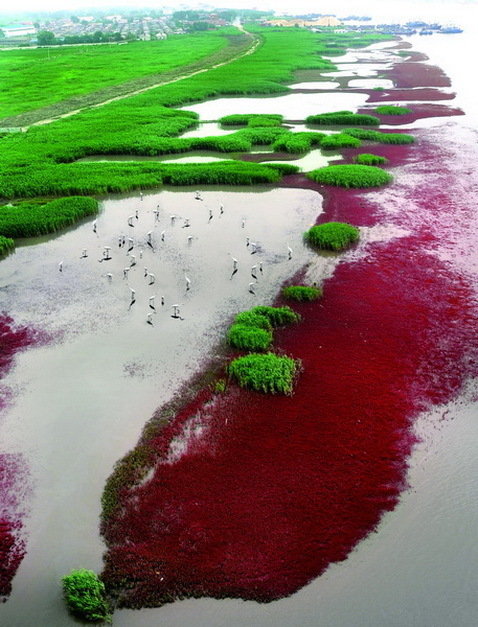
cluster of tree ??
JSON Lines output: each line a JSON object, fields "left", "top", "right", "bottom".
{"left": 37, "top": 29, "right": 131, "bottom": 46}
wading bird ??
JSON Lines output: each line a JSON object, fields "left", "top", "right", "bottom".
{"left": 103, "top": 246, "right": 111, "bottom": 260}
{"left": 208, "top": 209, "right": 213, "bottom": 222}
{"left": 195, "top": 191, "right": 202, "bottom": 201}
{"left": 187, "top": 235, "right": 193, "bottom": 244}
{"left": 92, "top": 220, "right": 97, "bottom": 233}
{"left": 259, "top": 261, "right": 263, "bottom": 274}
{"left": 251, "top": 265, "right": 257, "bottom": 279}
{"left": 147, "top": 313, "right": 153, "bottom": 325}
{"left": 241, "top": 219, "right": 246, "bottom": 229}
{"left": 140, "top": 192, "right": 143, "bottom": 201}
{"left": 135, "top": 209, "right": 139, "bottom": 219}
{"left": 130, "top": 287, "right": 136, "bottom": 300}
{"left": 161, "top": 230, "right": 165, "bottom": 242}
{"left": 183, "top": 218, "right": 190, "bottom": 228}
{"left": 81, "top": 249, "right": 88, "bottom": 258}
{"left": 248, "top": 282, "right": 256, "bottom": 295}
{"left": 287, "top": 244, "right": 293, "bottom": 260}
{"left": 144, "top": 267, "right": 148, "bottom": 277}
{"left": 58, "top": 261, "right": 63, "bottom": 272}
{"left": 149, "top": 296, "right": 156, "bottom": 310}
{"left": 127, "top": 238, "right": 134, "bottom": 252}
{"left": 106, "top": 273, "right": 113, "bottom": 280}
{"left": 220, "top": 204, "right": 224, "bottom": 215}
{"left": 171, "top": 304, "right": 184, "bottom": 319}
{"left": 153, "top": 209, "right": 160, "bottom": 221}
{"left": 250, "top": 242, "right": 257, "bottom": 255}
{"left": 129, "top": 255, "right": 136, "bottom": 267}
{"left": 123, "top": 267, "right": 130, "bottom": 279}
{"left": 127, "top": 215, "right": 134, "bottom": 227}
{"left": 184, "top": 272, "right": 191, "bottom": 291}
{"left": 148, "top": 273, "right": 156, "bottom": 285}
{"left": 161, "top": 296, "right": 165, "bottom": 306}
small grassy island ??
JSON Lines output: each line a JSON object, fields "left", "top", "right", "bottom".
{"left": 282, "top": 285, "right": 323, "bottom": 302}
{"left": 354, "top": 153, "right": 389, "bottom": 165}
{"left": 305, "top": 222, "right": 360, "bottom": 251}
{"left": 306, "top": 111, "right": 380, "bottom": 126}
{"left": 229, "top": 352, "right": 300, "bottom": 395}
{"left": 62, "top": 569, "right": 111, "bottom": 624}
{"left": 375, "top": 105, "right": 412, "bottom": 115}
{"left": 308, "top": 164, "right": 393, "bottom": 188}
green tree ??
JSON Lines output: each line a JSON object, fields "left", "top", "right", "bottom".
{"left": 37, "top": 30, "right": 56, "bottom": 45}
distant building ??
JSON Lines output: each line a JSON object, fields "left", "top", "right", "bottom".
{"left": 265, "top": 16, "right": 342, "bottom": 28}
{"left": 3, "top": 25, "right": 36, "bottom": 38}
{"left": 316, "top": 16, "right": 341, "bottom": 27}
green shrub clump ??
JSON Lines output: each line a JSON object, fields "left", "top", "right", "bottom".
{"left": 234, "top": 310, "right": 272, "bottom": 330}
{"left": 305, "top": 221, "right": 359, "bottom": 251}
{"left": 354, "top": 153, "right": 388, "bottom": 165}
{"left": 308, "top": 164, "right": 392, "bottom": 188}
{"left": 342, "top": 128, "right": 415, "bottom": 144}
{"left": 282, "top": 285, "right": 322, "bottom": 301}
{"left": 227, "top": 323, "right": 273, "bottom": 352}
{"left": 0, "top": 234, "right": 15, "bottom": 256}
{"left": 375, "top": 105, "right": 412, "bottom": 115}
{"left": 306, "top": 111, "right": 380, "bottom": 126}
{"left": 61, "top": 569, "right": 112, "bottom": 623}
{"left": 250, "top": 305, "right": 300, "bottom": 327}
{"left": 320, "top": 133, "right": 361, "bottom": 150}
{"left": 229, "top": 352, "right": 300, "bottom": 395}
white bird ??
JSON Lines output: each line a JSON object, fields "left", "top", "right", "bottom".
{"left": 58, "top": 261, "right": 63, "bottom": 272}
{"left": 153, "top": 209, "right": 160, "bottom": 221}
{"left": 149, "top": 295, "right": 156, "bottom": 309}
{"left": 147, "top": 231, "right": 152, "bottom": 242}
{"left": 146, "top": 313, "right": 153, "bottom": 325}
{"left": 171, "top": 304, "right": 182, "bottom": 318}
{"left": 130, "top": 287, "right": 136, "bottom": 300}
{"left": 250, "top": 242, "right": 257, "bottom": 254}
{"left": 246, "top": 237, "right": 250, "bottom": 247}
{"left": 219, "top": 204, "right": 224, "bottom": 214}
{"left": 287, "top": 244, "right": 293, "bottom": 260}
{"left": 148, "top": 272, "right": 156, "bottom": 285}
{"left": 241, "top": 219, "right": 246, "bottom": 228}
{"left": 118, "top": 236, "right": 123, "bottom": 247}
{"left": 208, "top": 209, "right": 213, "bottom": 221}
{"left": 187, "top": 235, "right": 193, "bottom": 244}
{"left": 106, "top": 273, "right": 113, "bottom": 280}
{"left": 229, "top": 254, "right": 238, "bottom": 271}
{"left": 161, "top": 230, "right": 165, "bottom": 241}
{"left": 92, "top": 220, "right": 97, "bottom": 233}
{"left": 123, "top": 267, "right": 130, "bottom": 279}
{"left": 183, "top": 218, "right": 190, "bottom": 228}
{"left": 140, "top": 192, "right": 143, "bottom": 201}
{"left": 81, "top": 249, "right": 88, "bottom": 258}
{"left": 144, "top": 267, "right": 148, "bottom": 277}
{"left": 259, "top": 261, "right": 263, "bottom": 274}
{"left": 184, "top": 272, "right": 191, "bottom": 291}
{"left": 103, "top": 246, "right": 111, "bottom": 260}
{"left": 129, "top": 255, "right": 136, "bottom": 267}
{"left": 127, "top": 237, "right": 134, "bottom": 252}
{"left": 161, "top": 296, "right": 165, "bottom": 306}
{"left": 135, "top": 209, "right": 139, "bottom": 219}
{"left": 139, "top": 249, "right": 143, "bottom": 259}
{"left": 251, "top": 265, "right": 257, "bottom": 279}
{"left": 127, "top": 215, "right": 134, "bottom": 227}
{"left": 195, "top": 191, "right": 202, "bottom": 201}
{"left": 249, "top": 282, "right": 256, "bottom": 295}
{"left": 170, "top": 215, "right": 177, "bottom": 224}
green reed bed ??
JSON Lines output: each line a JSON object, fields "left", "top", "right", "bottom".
{"left": 219, "top": 114, "right": 284, "bottom": 127}
{"left": 0, "top": 234, "right": 15, "bottom": 256}
{"left": 62, "top": 569, "right": 112, "bottom": 624}
{"left": 282, "top": 285, "right": 323, "bottom": 302}
{"left": 308, "top": 164, "right": 393, "bottom": 188}
{"left": 342, "top": 128, "right": 415, "bottom": 144}
{"left": 354, "top": 153, "right": 388, "bottom": 165}
{"left": 320, "top": 133, "right": 361, "bottom": 150}
{"left": 306, "top": 111, "right": 380, "bottom": 126}
{"left": 228, "top": 352, "right": 300, "bottom": 395}
{"left": 305, "top": 221, "right": 360, "bottom": 251}
{"left": 0, "top": 197, "right": 98, "bottom": 237}
{"left": 0, "top": 161, "right": 284, "bottom": 199}
{"left": 375, "top": 105, "right": 412, "bottom": 115}
{"left": 227, "top": 324, "right": 273, "bottom": 352}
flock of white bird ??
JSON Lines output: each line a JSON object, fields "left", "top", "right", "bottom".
{"left": 57, "top": 191, "right": 294, "bottom": 326}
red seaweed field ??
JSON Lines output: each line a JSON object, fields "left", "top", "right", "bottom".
{"left": 101, "top": 53, "right": 478, "bottom": 607}
{"left": 0, "top": 315, "right": 39, "bottom": 599}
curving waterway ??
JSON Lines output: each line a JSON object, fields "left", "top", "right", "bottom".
{"left": 1, "top": 8, "right": 478, "bottom": 626}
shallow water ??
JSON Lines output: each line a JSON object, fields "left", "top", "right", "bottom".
{"left": 289, "top": 81, "right": 340, "bottom": 90}
{"left": 348, "top": 78, "right": 395, "bottom": 89}
{"left": 181, "top": 91, "right": 369, "bottom": 121}
{"left": 0, "top": 187, "right": 322, "bottom": 625}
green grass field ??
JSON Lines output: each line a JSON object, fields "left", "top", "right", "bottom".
{"left": 0, "top": 32, "right": 229, "bottom": 119}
